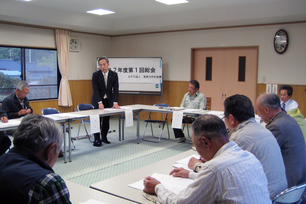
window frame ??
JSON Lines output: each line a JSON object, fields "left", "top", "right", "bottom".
{"left": 0, "top": 45, "right": 60, "bottom": 102}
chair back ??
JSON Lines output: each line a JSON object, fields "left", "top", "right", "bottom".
{"left": 153, "top": 103, "right": 169, "bottom": 108}
{"left": 41, "top": 108, "right": 60, "bottom": 115}
{"left": 272, "top": 182, "right": 306, "bottom": 204}
{"left": 77, "top": 103, "right": 94, "bottom": 111}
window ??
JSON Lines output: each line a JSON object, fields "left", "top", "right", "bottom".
{"left": 0, "top": 46, "right": 59, "bottom": 102}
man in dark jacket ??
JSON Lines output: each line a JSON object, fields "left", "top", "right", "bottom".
{"left": 91, "top": 56, "right": 120, "bottom": 146}
{"left": 2, "top": 80, "right": 33, "bottom": 119}
{"left": 0, "top": 114, "right": 71, "bottom": 204}
{"left": 256, "top": 93, "right": 306, "bottom": 188}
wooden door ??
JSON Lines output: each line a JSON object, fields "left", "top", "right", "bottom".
{"left": 192, "top": 47, "right": 258, "bottom": 111}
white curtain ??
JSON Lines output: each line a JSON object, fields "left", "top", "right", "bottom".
{"left": 55, "top": 29, "right": 73, "bottom": 107}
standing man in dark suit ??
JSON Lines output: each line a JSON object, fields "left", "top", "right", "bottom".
{"left": 91, "top": 56, "right": 120, "bottom": 146}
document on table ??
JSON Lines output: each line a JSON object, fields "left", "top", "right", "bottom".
{"left": 79, "top": 199, "right": 108, "bottom": 204}
{"left": 104, "top": 108, "right": 121, "bottom": 111}
{"left": 183, "top": 109, "right": 201, "bottom": 112}
{"left": 173, "top": 154, "right": 200, "bottom": 170}
{"left": 90, "top": 114, "right": 100, "bottom": 134}
{"left": 172, "top": 111, "right": 183, "bottom": 129}
{"left": 206, "top": 111, "right": 224, "bottom": 118}
{"left": 0, "top": 119, "right": 21, "bottom": 128}
{"left": 55, "top": 113, "right": 88, "bottom": 118}
{"left": 128, "top": 173, "right": 194, "bottom": 195}
{"left": 167, "top": 107, "right": 184, "bottom": 111}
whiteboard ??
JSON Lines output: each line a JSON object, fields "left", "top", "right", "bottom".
{"left": 97, "top": 57, "right": 162, "bottom": 93}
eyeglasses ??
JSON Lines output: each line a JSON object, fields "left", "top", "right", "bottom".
{"left": 187, "top": 86, "right": 195, "bottom": 89}
{"left": 191, "top": 145, "right": 196, "bottom": 151}
{"left": 221, "top": 114, "right": 229, "bottom": 120}
{"left": 191, "top": 136, "right": 211, "bottom": 151}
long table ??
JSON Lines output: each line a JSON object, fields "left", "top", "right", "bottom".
{"left": 66, "top": 180, "right": 134, "bottom": 204}
{"left": 0, "top": 105, "right": 222, "bottom": 163}
{"left": 90, "top": 149, "right": 197, "bottom": 204}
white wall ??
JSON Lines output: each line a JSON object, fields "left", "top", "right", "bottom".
{"left": 0, "top": 24, "right": 55, "bottom": 48}
{"left": 111, "top": 23, "right": 306, "bottom": 85}
{"left": 1, "top": 22, "right": 305, "bottom": 84}
{"left": 0, "top": 24, "right": 112, "bottom": 80}
{"left": 69, "top": 32, "right": 111, "bottom": 80}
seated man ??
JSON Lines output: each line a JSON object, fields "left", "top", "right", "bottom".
{"left": 222, "top": 94, "right": 287, "bottom": 199}
{"left": 0, "top": 108, "right": 11, "bottom": 155}
{"left": 143, "top": 114, "right": 271, "bottom": 204}
{"left": 0, "top": 114, "right": 71, "bottom": 204}
{"left": 279, "top": 84, "right": 298, "bottom": 112}
{"left": 256, "top": 93, "right": 306, "bottom": 187}
{"left": 173, "top": 79, "right": 207, "bottom": 143}
{"left": 2, "top": 81, "right": 32, "bottom": 119}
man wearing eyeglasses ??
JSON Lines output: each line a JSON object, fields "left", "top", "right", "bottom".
{"left": 173, "top": 79, "right": 207, "bottom": 143}
{"left": 91, "top": 56, "right": 120, "bottom": 146}
{"left": 2, "top": 81, "right": 32, "bottom": 119}
{"left": 144, "top": 114, "right": 271, "bottom": 204}
{"left": 2, "top": 81, "right": 33, "bottom": 136}
{"left": 222, "top": 94, "right": 286, "bottom": 199}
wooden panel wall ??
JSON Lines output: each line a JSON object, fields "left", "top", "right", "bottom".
{"left": 28, "top": 80, "right": 306, "bottom": 119}
{"left": 257, "top": 83, "right": 306, "bottom": 116}
{"left": 30, "top": 80, "right": 93, "bottom": 115}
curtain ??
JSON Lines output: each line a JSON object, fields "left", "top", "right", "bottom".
{"left": 55, "top": 29, "right": 73, "bottom": 107}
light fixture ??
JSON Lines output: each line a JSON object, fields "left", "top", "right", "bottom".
{"left": 155, "top": 0, "right": 189, "bottom": 5}
{"left": 86, "top": 9, "right": 115, "bottom": 16}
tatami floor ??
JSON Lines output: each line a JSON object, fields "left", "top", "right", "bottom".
{"left": 50, "top": 117, "right": 192, "bottom": 187}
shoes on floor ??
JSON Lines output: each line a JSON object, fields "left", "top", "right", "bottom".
{"left": 178, "top": 137, "right": 186, "bottom": 143}
{"left": 102, "top": 140, "right": 111, "bottom": 144}
{"left": 93, "top": 140, "right": 102, "bottom": 147}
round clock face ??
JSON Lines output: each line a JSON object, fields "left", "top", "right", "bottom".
{"left": 274, "top": 29, "right": 289, "bottom": 54}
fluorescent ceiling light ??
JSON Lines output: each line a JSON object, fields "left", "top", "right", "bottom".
{"left": 156, "top": 0, "right": 189, "bottom": 5}
{"left": 86, "top": 9, "right": 115, "bottom": 16}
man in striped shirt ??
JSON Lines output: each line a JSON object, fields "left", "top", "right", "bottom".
{"left": 143, "top": 114, "right": 271, "bottom": 204}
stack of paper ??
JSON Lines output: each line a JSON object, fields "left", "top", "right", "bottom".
{"left": 128, "top": 173, "right": 194, "bottom": 195}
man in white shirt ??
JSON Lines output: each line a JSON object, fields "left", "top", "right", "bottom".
{"left": 279, "top": 85, "right": 298, "bottom": 112}
{"left": 143, "top": 114, "right": 271, "bottom": 204}
{"left": 173, "top": 80, "right": 207, "bottom": 143}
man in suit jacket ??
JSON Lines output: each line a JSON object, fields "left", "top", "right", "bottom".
{"left": 91, "top": 56, "right": 120, "bottom": 146}
{"left": 256, "top": 93, "right": 306, "bottom": 188}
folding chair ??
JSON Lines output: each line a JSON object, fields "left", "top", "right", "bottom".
{"left": 182, "top": 116, "right": 195, "bottom": 139}
{"left": 41, "top": 108, "right": 76, "bottom": 149}
{"left": 77, "top": 103, "right": 94, "bottom": 143}
{"left": 142, "top": 103, "right": 170, "bottom": 142}
{"left": 272, "top": 181, "right": 306, "bottom": 204}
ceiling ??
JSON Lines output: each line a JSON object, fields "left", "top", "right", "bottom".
{"left": 1, "top": 0, "right": 306, "bottom": 36}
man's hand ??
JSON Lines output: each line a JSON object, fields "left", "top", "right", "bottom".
{"left": 169, "top": 167, "right": 189, "bottom": 178}
{"left": 143, "top": 176, "right": 160, "bottom": 195}
{"left": 26, "top": 109, "right": 31, "bottom": 114}
{"left": 99, "top": 103, "right": 104, "bottom": 110}
{"left": 18, "top": 109, "right": 27, "bottom": 116}
{"left": 188, "top": 157, "right": 205, "bottom": 170}
{"left": 0, "top": 116, "right": 8, "bottom": 123}
{"left": 112, "top": 103, "right": 120, "bottom": 109}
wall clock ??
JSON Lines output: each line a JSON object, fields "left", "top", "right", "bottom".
{"left": 69, "top": 37, "right": 80, "bottom": 52}
{"left": 274, "top": 29, "right": 289, "bottom": 54}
